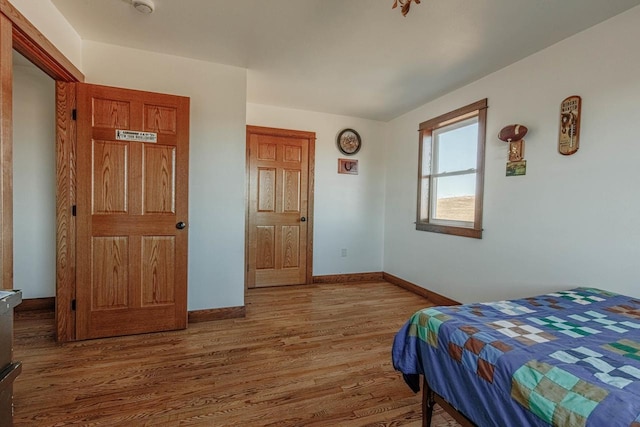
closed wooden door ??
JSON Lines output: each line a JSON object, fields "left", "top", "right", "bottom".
{"left": 76, "top": 83, "right": 189, "bottom": 340}
{"left": 246, "top": 126, "right": 315, "bottom": 287}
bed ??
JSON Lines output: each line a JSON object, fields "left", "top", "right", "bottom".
{"left": 392, "top": 287, "right": 640, "bottom": 426}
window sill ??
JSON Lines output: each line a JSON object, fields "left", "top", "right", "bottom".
{"left": 415, "top": 222, "right": 482, "bottom": 239}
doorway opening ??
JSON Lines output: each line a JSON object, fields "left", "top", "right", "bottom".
{"left": 12, "top": 49, "right": 56, "bottom": 308}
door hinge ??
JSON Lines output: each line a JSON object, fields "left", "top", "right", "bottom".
{"left": 72, "top": 109, "right": 77, "bottom": 121}
{"left": 72, "top": 205, "right": 77, "bottom": 216}
{"left": 71, "top": 299, "right": 76, "bottom": 311}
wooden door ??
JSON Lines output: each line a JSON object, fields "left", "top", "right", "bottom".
{"left": 246, "top": 126, "right": 315, "bottom": 288}
{"left": 75, "top": 83, "right": 189, "bottom": 340}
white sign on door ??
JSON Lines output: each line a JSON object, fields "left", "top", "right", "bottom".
{"left": 116, "top": 129, "right": 158, "bottom": 143}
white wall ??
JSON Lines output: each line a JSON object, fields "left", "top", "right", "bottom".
{"left": 383, "top": 6, "right": 640, "bottom": 302}
{"left": 13, "top": 54, "right": 56, "bottom": 299}
{"left": 82, "top": 41, "right": 247, "bottom": 311}
{"left": 11, "top": 0, "right": 640, "bottom": 308}
{"left": 247, "top": 104, "right": 386, "bottom": 275}
{"left": 11, "top": 0, "right": 83, "bottom": 68}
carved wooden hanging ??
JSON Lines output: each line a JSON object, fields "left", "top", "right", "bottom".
{"left": 558, "top": 96, "right": 581, "bottom": 155}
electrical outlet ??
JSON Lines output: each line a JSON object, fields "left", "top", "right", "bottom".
{"left": 341, "top": 248, "right": 347, "bottom": 257}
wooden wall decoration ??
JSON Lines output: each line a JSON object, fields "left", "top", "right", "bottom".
{"left": 558, "top": 95, "right": 581, "bottom": 155}
{"left": 498, "top": 124, "right": 528, "bottom": 177}
{"left": 338, "top": 158, "right": 358, "bottom": 175}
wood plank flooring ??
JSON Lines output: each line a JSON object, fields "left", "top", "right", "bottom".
{"left": 13, "top": 281, "right": 459, "bottom": 426}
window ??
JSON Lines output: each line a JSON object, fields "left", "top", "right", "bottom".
{"left": 416, "top": 99, "right": 487, "bottom": 238}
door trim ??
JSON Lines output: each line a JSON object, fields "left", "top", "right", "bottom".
{"left": 55, "top": 82, "right": 77, "bottom": 342}
{"left": 245, "top": 125, "right": 315, "bottom": 288}
{"left": 0, "top": 0, "right": 84, "bottom": 342}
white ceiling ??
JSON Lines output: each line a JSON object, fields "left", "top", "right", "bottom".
{"left": 51, "top": 0, "right": 640, "bottom": 121}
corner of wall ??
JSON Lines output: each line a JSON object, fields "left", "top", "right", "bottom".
{"left": 10, "top": 0, "right": 83, "bottom": 69}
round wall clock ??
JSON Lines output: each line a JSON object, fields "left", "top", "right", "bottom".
{"left": 336, "top": 128, "right": 361, "bottom": 155}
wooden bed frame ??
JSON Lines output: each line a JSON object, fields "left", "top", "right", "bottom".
{"left": 422, "top": 376, "right": 477, "bottom": 427}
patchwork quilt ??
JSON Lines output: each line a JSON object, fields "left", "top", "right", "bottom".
{"left": 392, "top": 288, "right": 640, "bottom": 426}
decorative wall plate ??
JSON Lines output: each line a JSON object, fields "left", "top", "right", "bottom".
{"left": 337, "top": 129, "right": 361, "bottom": 155}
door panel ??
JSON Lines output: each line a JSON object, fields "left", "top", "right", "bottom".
{"left": 282, "top": 226, "right": 300, "bottom": 268}
{"left": 283, "top": 169, "right": 300, "bottom": 212}
{"left": 247, "top": 126, "right": 315, "bottom": 288}
{"left": 256, "top": 226, "right": 276, "bottom": 270}
{"left": 92, "top": 140, "right": 128, "bottom": 213}
{"left": 258, "top": 168, "right": 276, "bottom": 212}
{"left": 143, "top": 145, "right": 176, "bottom": 214}
{"left": 141, "top": 236, "right": 175, "bottom": 305}
{"left": 92, "top": 98, "right": 130, "bottom": 128}
{"left": 145, "top": 104, "right": 177, "bottom": 134}
{"left": 76, "top": 83, "right": 189, "bottom": 340}
{"left": 91, "top": 236, "right": 128, "bottom": 309}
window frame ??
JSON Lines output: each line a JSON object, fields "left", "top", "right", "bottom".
{"left": 416, "top": 98, "right": 488, "bottom": 239}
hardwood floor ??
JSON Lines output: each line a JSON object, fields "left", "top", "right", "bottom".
{"left": 13, "top": 281, "right": 459, "bottom": 426}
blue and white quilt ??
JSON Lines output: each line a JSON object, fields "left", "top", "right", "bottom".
{"left": 392, "top": 288, "right": 640, "bottom": 426}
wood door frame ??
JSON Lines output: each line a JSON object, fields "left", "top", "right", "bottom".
{"left": 245, "top": 125, "right": 315, "bottom": 288}
{"left": 0, "top": 0, "right": 84, "bottom": 342}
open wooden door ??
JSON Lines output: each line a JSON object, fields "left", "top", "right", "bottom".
{"left": 75, "top": 83, "right": 189, "bottom": 340}
{"left": 246, "top": 126, "right": 315, "bottom": 288}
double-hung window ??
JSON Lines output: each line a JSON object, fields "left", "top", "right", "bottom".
{"left": 416, "top": 99, "right": 487, "bottom": 238}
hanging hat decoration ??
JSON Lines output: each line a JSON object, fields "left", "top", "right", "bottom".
{"left": 392, "top": 0, "right": 421, "bottom": 17}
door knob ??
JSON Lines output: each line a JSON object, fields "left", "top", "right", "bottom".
{"left": 300, "top": 217, "right": 306, "bottom": 222}
{"left": 176, "top": 221, "right": 186, "bottom": 230}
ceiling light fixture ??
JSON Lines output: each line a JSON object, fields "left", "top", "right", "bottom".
{"left": 132, "top": 0, "right": 155, "bottom": 14}
{"left": 392, "top": 0, "right": 421, "bottom": 17}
